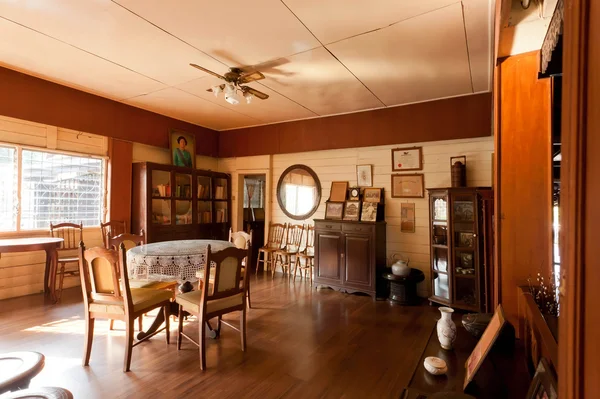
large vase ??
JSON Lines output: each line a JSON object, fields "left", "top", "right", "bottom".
{"left": 436, "top": 307, "right": 457, "bottom": 350}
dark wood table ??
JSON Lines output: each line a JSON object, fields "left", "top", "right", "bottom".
{"left": 408, "top": 324, "right": 531, "bottom": 398}
{"left": 0, "top": 237, "right": 63, "bottom": 298}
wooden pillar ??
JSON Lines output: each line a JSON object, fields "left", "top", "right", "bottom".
{"left": 107, "top": 138, "right": 133, "bottom": 229}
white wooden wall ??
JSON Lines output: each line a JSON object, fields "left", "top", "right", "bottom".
{"left": 0, "top": 115, "right": 108, "bottom": 300}
{"left": 220, "top": 136, "right": 493, "bottom": 297}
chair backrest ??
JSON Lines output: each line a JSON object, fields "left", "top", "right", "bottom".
{"left": 284, "top": 224, "right": 305, "bottom": 251}
{"left": 108, "top": 230, "right": 146, "bottom": 251}
{"left": 228, "top": 228, "right": 253, "bottom": 249}
{"left": 266, "top": 223, "right": 287, "bottom": 248}
{"left": 303, "top": 225, "right": 315, "bottom": 254}
{"left": 101, "top": 220, "right": 127, "bottom": 248}
{"left": 78, "top": 242, "right": 133, "bottom": 315}
{"left": 200, "top": 245, "right": 250, "bottom": 306}
{"left": 50, "top": 222, "right": 83, "bottom": 251}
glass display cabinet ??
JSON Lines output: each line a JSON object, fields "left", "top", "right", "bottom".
{"left": 427, "top": 187, "right": 494, "bottom": 312}
{"left": 132, "top": 162, "right": 231, "bottom": 243}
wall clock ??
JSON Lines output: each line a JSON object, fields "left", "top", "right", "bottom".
{"left": 349, "top": 187, "right": 360, "bottom": 201}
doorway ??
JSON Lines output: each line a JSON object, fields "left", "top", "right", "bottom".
{"left": 239, "top": 174, "right": 266, "bottom": 269}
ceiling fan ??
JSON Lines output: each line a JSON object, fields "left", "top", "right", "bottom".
{"left": 190, "top": 63, "right": 269, "bottom": 105}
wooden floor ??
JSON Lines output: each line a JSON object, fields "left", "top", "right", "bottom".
{"left": 0, "top": 273, "right": 439, "bottom": 399}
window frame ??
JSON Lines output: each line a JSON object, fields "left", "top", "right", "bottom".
{"left": 0, "top": 142, "right": 108, "bottom": 237}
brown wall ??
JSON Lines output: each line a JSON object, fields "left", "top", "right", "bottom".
{"left": 108, "top": 139, "right": 133, "bottom": 228}
{"left": 497, "top": 51, "right": 552, "bottom": 329}
{"left": 218, "top": 93, "right": 492, "bottom": 157}
{"left": 0, "top": 66, "right": 219, "bottom": 156}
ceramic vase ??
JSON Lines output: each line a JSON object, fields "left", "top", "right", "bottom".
{"left": 436, "top": 307, "right": 457, "bottom": 350}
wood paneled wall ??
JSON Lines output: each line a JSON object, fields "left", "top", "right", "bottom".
{"left": 218, "top": 93, "right": 493, "bottom": 158}
{"left": 108, "top": 139, "right": 133, "bottom": 228}
{"left": 0, "top": 66, "right": 219, "bottom": 156}
{"left": 497, "top": 51, "right": 552, "bottom": 329}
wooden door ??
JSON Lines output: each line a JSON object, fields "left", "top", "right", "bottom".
{"left": 315, "top": 231, "right": 342, "bottom": 283}
{"left": 342, "top": 233, "right": 372, "bottom": 289}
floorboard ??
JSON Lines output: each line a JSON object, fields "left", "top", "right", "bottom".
{"left": 0, "top": 273, "right": 438, "bottom": 399}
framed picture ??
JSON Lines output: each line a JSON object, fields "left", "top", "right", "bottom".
{"left": 464, "top": 305, "right": 507, "bottom": 389}
{"left": 460, "top": 252, "right": 474, "bottom": 268}
{"left": 325, "top": 201, "right": 344, "bottom": 220}
{"left": 459, "top": 232, "right": 475, "bottom": 248}
{"left": 400, "top": 203, "right": 415, "bottom": 233}
{"left": 343, "top": 200, "right": 361, "bottom": 221}
{"left": 363, "top": 188, "right": 382, "bottom": 203}
{"left": 169, "top": 129, "right": 196, "bottom": 169}
{"left": 526, "top": 358, "right": 557, "bottom": 399}
{"left": 454, "top": 201, "right": 475, "bottom": 222}
{"left": 330, "top": 181, "right": 348, "bottom": 202}
{"left": 391, "top": 174, "right": 424, "bottom": 198}
{"left": 356, "top": 164, "right": 373, "bottom": 187}
{"left": 348, "top": 187, "right": 361, "bottom": 201}
{"left": 361, "top": 202, "right": 378, "bottom": 222}
{"left": 392, "top": 147, "right": 422, "bottom": 171}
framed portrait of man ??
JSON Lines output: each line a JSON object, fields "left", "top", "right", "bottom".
{"left": 169, "top": 129, "right": 196, "bottom": 169}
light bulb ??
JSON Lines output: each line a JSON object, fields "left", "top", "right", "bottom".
{"left": 211, "top": 85, "right": 222, "bottom": 97}
{"left": 225, "top": 92, "right": 240, "bottom": 105}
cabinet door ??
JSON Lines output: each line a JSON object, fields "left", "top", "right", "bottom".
{"left": 315, "top": 231, "right": 342, "bottom": 283}
{"left": 343, "top": 233, "right": 372, "bottom": 289}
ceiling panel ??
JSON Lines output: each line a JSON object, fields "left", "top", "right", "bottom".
{"left": 0, "top": 18, "right": 164, "bottom": 101}
{"left": 122, "top": 88, "right": 260, "bottom": 130}
{"left": 259, "top": 47, "right": 383, "bottom": 115}
{"left": 0, "top": 0, "right": 225, "bottom": 87}
{"left": 327, "top": 3, "right": 472, "bottom": 106}
{"left": 283, "top": 0, "right": 457, "bottom": 44}
{"left": 463, "top": 0, "right": 493, "bottom": 92}
{"left": 114, "top": 0, "right": 320, "bottom": 68}
{"left": 177, "top": 77, "right": 317, "bottom": 125}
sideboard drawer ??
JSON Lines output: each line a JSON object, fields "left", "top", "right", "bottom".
{"left": 315, "top": 221, "right": 342, "bottom": 231}
{"left": 342, "top": 224, "right": 375, "bottom": 234}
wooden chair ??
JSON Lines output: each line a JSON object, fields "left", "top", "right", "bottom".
{"left": 78, "top": 242, "right": 172, "bottom": 372}
{"left": 49, "top": 222, "right": 83, "bottom": 302}
{"left": 100, "top": 220, "right": 127, "bottom": 248}
{"left": 176, "top": 245, "right": 250, "bottom": 370}
{"left": 294, "top": 225, "right": 315, "bottom": 282}
{"left": 255, "top": 223, "right": 287, "bottom": 275}
{"left": 274, "top": 224, "right": 305, "bottom": 278}
{"left": 229, "top": 228, "right": 253, "bottom": 308}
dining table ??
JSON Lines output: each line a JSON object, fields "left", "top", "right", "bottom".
{"left": 0, "top": 237, "right": 63, "bottom": 298}
{"left": 126, "top": 239, "right": 235, "bottom": 340}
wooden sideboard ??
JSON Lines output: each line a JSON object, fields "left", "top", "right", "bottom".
{"left": 313, "top": 219, "right": 386, "bottom": 299}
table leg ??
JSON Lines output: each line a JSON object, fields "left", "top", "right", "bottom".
{"left": 43, "top": 248, "right": 57, "bottom": 297}
{"left": 136, "top": 302, "right": 217, "bottom": 341}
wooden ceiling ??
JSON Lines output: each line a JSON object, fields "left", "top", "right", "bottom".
{"left": 0, "top": 1, "right": 494, "bottom": 131}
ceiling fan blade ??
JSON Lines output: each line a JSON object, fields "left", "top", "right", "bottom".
{"left": 242, "top": 86, "right": 269, "bottom": 100}
{"left": 238, "top": 71, "right": 265, "bottom": 84}
{"left": 190, "top": 63, "right": 225, "bottom": 80}
{"left": 206, "top": 84, "right": 226, "bottom": 92}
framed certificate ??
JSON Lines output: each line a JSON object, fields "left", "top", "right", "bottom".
{"left": 391, "top": 174, "right": 424, "bottom": 198}
{"left": 391, "top": 147, "right": 422, "bottom": 171}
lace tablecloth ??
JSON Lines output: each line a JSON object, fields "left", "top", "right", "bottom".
{"left": 126, "top": 239, "right": 234, "bottom": 282}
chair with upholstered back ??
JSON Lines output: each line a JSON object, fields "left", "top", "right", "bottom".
{"left": 176, "top": 245, "right": 250, "bottom": 370}
{"left": 78, "top": 242, "right": 172, "bottom": 372}
{"left": 100, "top": 221, "right": 127, "bottom": 248}
{"left": 49, "top": 222, "right": 83, "bottom": 302}
{"left": 294, "top": 225, "right": 315, "bottom": 282}
{"left": 255, "top": 223, "right": 286, "bottom": 275}
{"left": 274, "top": 224, "right": 305, "bottom": 278}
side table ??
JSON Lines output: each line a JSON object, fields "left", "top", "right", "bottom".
{"left": 382, "top": 268, "right": 425, "bottom": 305}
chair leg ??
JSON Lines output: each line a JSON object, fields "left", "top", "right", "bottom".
{"left": 109, "top": 319, "right": 115, "bottom": 331}
{"left": 56, "top": 263, "right": 65, "bottom": 302}
{"left": 138, "top": 316, "right": 143, "bottom": 332}
{"left": 124, "top": 319, "right": 134, "bottom": 372}
{"left": 83, "top": 316, "right": 94, "bottom": 366}
{"left": 216, "top": 315, "right": 222, "bottom": 334}
{"left": 164, "top": 305, "right": 170, "bottom": 345}
{"left": 177, "top": 305, "right": 184, "bottom": 350}
{"left": 199, "top": 316, "right": 206, "bottom": 370}
{"left": 247, "top": 279, "right": 251, "bottom": 309}
{"left": 255, "top": 251, "right": 262, "bottom": 276}
{"left": 241, "top": 308, "right": 246, "bottom": 352}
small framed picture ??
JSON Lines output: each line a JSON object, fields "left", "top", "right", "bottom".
{"left": 356, "top": 164, "right": 373, "bottom": 187}
{"left": 360, "top": 202, "right": 378, "bottom": 222}
{"left": 391, "top": 147, "right": 422, "bottom": 171}
{"left": 330, "top": 181, "right": 348, "bottom": 202}
{"left": 460, "top": 252, "right": 474, "bottom": 268}
{"left": 400, "top": 203, "right": 415, "bottom": 233}
{"left": 363, "top": 188, "right": 382, "bottom": 203}
{"left": 391, "top": 174, "right": 424, "bottom": 198}
{"left": 525, "top": 358, "right": 557, "bottom": 399}
{"left": 348, "top": 187, "right": 360, "bottom": 201}
{"left": 325, "top": 201, "right": 344, "bottom": 220}
{"left": 169, "top": 129, "right": 196, "bottom": 169}
{"left": 458, "top": 232, "right": 475, "bottom": 248}
{"left": 343, "top": 200, "right": 361, "bottom": 221}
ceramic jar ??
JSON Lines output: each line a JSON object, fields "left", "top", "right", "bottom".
{"left": 436, "top": 307, "right": 457, "bottom": 350}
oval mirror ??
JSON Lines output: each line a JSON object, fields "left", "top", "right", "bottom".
{"left": 277, "top": 164, "right": 321, "bottom": 220}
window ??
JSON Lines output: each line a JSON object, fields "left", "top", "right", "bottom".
{"left": 284, "top": 184, "right": 315, "bottom": 215}
{"left": 0, "top": 145, "right": 105, "bottom": 232}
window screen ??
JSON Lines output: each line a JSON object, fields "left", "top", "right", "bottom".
{"left": 20, "top": 149, "right": 104, "bottom": 229}
{"left": 0, "top": 146, "right": 17, "bottom": 231}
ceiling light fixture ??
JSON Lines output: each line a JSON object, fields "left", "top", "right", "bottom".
{"left": 211, "top": 85, "right": 222, "bottom": 97}
{"left": 243, "top": 91, "right": 253, "bottom": 104}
